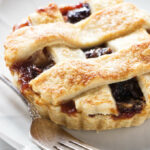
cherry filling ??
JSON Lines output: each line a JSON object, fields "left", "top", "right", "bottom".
{"left": 115, "top": 100, "right": 144, "bottom": 119}
{"left": 60, "top": 3, "right": 91, "bottom": 23}
{"left": 83, "top": 45, "right": 112, "bottom": 58}
{"left": 110, "top": 78, "right": 145, "bottom": 119}
{"left": 110, "top": 78, "right": 143, "bottom": 103}
{"left": 11, "top": 48, "right": 55, "bottom": 91}
{"left": 61, "top": 100, "right": 77, "bottom": 115}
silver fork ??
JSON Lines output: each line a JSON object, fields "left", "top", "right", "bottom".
{"left": 0, "top": 74, "right": 99, "bottom": 150}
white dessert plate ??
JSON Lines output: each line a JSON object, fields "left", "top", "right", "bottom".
{"left": 0, "top": 0, "right": 150, "bottom": 150}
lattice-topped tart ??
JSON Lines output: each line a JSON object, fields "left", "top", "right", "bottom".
{"left": 4, "top": 0, "right": 150, "bottom": 130}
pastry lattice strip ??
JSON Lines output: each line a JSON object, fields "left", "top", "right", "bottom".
{"left": 5, "top": 2, "right": 145, "bottom": 66}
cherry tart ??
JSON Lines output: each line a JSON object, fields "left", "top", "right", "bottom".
{"left": 4, "top": 0, "right": 150, "bottom": 130}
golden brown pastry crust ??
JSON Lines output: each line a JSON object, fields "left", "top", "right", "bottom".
{"left": 5, "top": 3, "right": 145, "bottom": 67}
{"left": 29, "top": 3, "right": 64, "bottom": 25}
{"left": 48, "top": 104, "right": 150, "bottom": 130}
{"left": 30, "top": 40, "right": 150, "bottom": 105}
{"left": 4, "top": 0, "right": 150, "bottom": 131}
{"left": 85, "top": 0, "right": 123, "bottom": 12}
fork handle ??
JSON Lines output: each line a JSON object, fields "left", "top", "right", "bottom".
{"left": 0, "top": 74, "right": 28, "bottom": 105}
{"left": 0, "top": 74, "right": 40, "bottom": 119}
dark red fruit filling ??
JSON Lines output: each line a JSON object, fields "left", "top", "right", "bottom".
{"left": 60, "top": 3, "right": 91, "bottom": 23}
{"left": 110, "top": 78, "right": 143, "bottom": 102}
{"left": 110, "top": 78, "right": 145, "bottom": 119}
{"left": 61, "top": 100, "right": 77, "bottom": 115}
{"left": 114, "top": 100, "right": 144, "bottom": 119}
{"left": 83, "top": 46, "right": 112, "bottom": 58}
{"left": 13, "top": 62, "right": 42, "bottom": 90}
{"left": 11, "top": 48, "right": 55, "bottom": 91}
